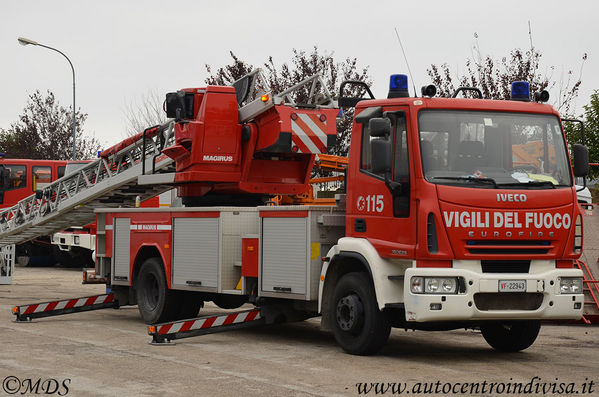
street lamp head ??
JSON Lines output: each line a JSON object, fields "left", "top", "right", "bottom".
{"left": 15, "top": 36, "right": 77, "bottom": 160}
{"left": 17, "top": 37, "right": 38, "bottom": 46}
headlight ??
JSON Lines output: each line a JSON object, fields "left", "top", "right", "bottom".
{"left": 441, "top": 278, "right": 457, "bottom": 293}
{"left": 411, "top": 277, "right": 424, "bottom": 293}
{"left": 425, "top": 278, "right": 439, "bottom": 293}
{"left": 559, "top": 277, "right": 583, "bottom": 294}
{"left": 411, "top": 277, "right": 458, "bottom": 294}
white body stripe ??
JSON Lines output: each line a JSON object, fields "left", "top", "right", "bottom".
{"left": 291, "top": 123, "right": 320, "bottom": 153}
{"left": 55, "top": 301, "right": 68, "bottom": 310}
{"left": 233, "top": 312, "right": 248, "bottom": 323}
{"left": 158, "top": 311, "right": 262, "bottom": 335}
{"left": 130, "top": 224, "right": 171, "bottom": 231}
{"left": 74, "top": 298, "right": 87, "bottom": 308}
{"left": 105, "top": 224, "right": 172, "bottom": 231}
{"left": 169, "top": 323, "right": 184, "bottom": 334}
{"left": 298, "top": 114, "right": 327, "bottom": 142}
{"left": 212, "top": 315, "right": 227, "bottom": 327}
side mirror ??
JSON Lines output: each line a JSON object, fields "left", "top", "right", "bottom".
{"left": 369, "top": 118, "right": 391, "bottom": 138}
{"left": 371, "top": 139, "right": 392, "bottom": 174}
{"left": 573, "top": 144, "right": 589, "bottom": 177}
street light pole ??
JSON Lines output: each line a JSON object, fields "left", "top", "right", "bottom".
{"left": 18, "top": 37, "right": 77, "bottom": 160}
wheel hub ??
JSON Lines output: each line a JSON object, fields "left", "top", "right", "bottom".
{"left": 336, "top": 293, "right": 364, "bottom": 333}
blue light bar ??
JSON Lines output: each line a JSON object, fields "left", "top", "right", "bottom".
{"left": 388, "top": 74, "right": 409, "bottom": 98}
{"left": 390, "top": 74, "right": 408, "bottom": 90}
{"left": 511, "top": 81, "right": 530, "bottom": 101}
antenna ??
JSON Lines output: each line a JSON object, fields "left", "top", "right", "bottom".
{"left": 528, "top": 20, "right": 533, "bottom": 50}
{"left": 394, "top": 27, "right": 417, "bottom": 97}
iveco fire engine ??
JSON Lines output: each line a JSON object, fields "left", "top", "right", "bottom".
{"left": 7, "top": 71, "right": 589, "bottom": 355}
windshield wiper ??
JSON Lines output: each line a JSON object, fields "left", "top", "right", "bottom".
{"left": 497, "top": 181, "right": 556, "bottom": 189}
{"left": 430, "top": 176, "right": 497, "bottom": 188}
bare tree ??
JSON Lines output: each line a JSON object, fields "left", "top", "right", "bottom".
{"left": 427, "top": 32, "right": 586, "bottom": 116}
{"left": 123, "top": 89, "right": 168, "bottom": 136}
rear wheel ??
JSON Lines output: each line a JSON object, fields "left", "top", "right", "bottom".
{"left": 481, "top": 320, "right": 541, "bottom": 352}
{"left": 331, "top": 272, "right": 391, "bottom": 355}
{"left": 135, "top": 257, "right": 180, "bottom": 324}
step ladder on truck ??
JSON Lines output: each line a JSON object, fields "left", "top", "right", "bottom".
{"left": 575, "top": 162, "right": 599, "bottom": 323}
{"left": 8, "top": 71, "right": 593, "bottom": 355}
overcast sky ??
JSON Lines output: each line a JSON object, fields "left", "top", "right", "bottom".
{"left": 1, "top": 0, "right": 597, "bottom": 152}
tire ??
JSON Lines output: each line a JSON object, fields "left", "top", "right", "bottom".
{"left": 480, "top": 320, "right": 541, "bottom": 352}
{"left": 135, "top": 257, "right": 181, "bottom": 324}
{"left": 178, "top": 291, "right": 204, "bottom": 319}
{"left": 52, "top": 246, "right": 94, "bottom": 268}
{"left": 52, "top": 247, "right": 76, "bottom": 267}
{"left": 330, "top": 272, "right": 391, "bottom": 355}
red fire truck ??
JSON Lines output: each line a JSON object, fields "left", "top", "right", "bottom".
{"left": 10, "top": 73, "right": 589, "bottom": 355}
{"left": 0, "top": 157, "right": 68, "bottom": 209}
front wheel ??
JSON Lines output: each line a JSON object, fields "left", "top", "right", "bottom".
{"left": 480, "top": 320, "right": 541, "bottom": 352}
{"left": 331, "top": 272, "right": 391, "bottom": 355}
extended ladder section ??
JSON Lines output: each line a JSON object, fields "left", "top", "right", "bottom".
{"left": 0, "top": 122, "right": 176, "bottom": 246}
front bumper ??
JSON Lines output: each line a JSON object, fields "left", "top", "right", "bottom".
{"left": 403, "top": 267, "right": 584, "bottom": 322}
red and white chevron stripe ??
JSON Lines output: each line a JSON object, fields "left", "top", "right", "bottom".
{"left": 291, "top": 113, "right": 328, "bottom": 154}
{"left": 154, "top": 309, "right": 261, "bottom": 336}
{"left": 18, "top": 294, "right": 114, "bottom": 315}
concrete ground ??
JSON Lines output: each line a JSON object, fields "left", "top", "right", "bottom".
{"left": 0, "top": 268, "right": 597, "bottom": 396}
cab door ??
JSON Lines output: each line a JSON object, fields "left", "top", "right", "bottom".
{"left": 346, "top": 106, "right": 416, "bottom": 258}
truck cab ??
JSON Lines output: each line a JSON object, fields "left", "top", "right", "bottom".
{"left": 322, "top": 76, "right": 587, "bottom": 354}
{"left": 0, "top": 158, "right": 68, "bottom": 208}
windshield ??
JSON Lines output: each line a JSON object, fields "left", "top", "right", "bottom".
{"left": 418, "top": 110, "right": 572, "bottom": 188}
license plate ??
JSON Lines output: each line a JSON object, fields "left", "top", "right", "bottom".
{"left": 498, "top": 280, "right": 526, "bottom": 292}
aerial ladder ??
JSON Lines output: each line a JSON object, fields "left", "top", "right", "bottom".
{"left": 0, "top": 70, "right": 336, "bottom": 248}
{"left": 0, "top": 123, "right": 175, "bottom": 248}
{"left": 9, "top": 69, "right": 340, "bottom": 324}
